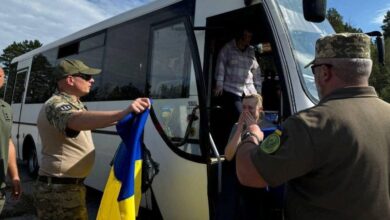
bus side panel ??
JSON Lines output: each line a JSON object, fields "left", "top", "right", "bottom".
{"left": 144, "top": 118, "right": 209, "bottom": 220}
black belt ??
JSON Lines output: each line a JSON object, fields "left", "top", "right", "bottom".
{"left": 38, "top": 176, "right": 85, "bottom": 184}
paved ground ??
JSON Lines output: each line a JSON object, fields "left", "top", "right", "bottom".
{"left": 0, "top": 161, "right": 102, "bottom": 219}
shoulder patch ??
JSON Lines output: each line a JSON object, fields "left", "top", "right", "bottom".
{"left": 260, "top": 129, "right": 282, "bottom": 154}
{"left": 57, "top": 104, "right": 72, "bottom": 111}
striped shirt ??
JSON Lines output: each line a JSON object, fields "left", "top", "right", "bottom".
{"left": 215, "top": 40, "right": 262, "bottom": 96}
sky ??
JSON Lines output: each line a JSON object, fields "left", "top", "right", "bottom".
{"left": 328, "top": 0, "right": 390, "bottom": 32}
{"left": 0, "top": 0, "right": 389, "bottom": 54}
{"left": 0, "top": 0, "right": 155, "bottom": 53}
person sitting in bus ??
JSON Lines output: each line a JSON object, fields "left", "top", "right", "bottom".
{"left": 223, "top": 94, "right": 270, "bottom": 220}
{"left": 34, "top": 59, "right": 150, "bottom": 219}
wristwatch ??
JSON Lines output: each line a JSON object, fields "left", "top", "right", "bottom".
{"left": 241, "top": 131, "right": 261, "bottom": 144}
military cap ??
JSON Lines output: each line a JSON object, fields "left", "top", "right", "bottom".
{"left": 54, "top": 59, "right": 101, "bottom": 80}
{"left": 305, "top": 33, "right": 371, "bottom": 68}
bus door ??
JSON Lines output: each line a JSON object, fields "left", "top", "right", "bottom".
{"left": 144, "top": 16, "right": 214, "bottom": 219}
{"left": 202, "top": 2, "right": 295, "bottom": 219}
{"left": 10, "top": 68, "right": 29, "bottom": 156}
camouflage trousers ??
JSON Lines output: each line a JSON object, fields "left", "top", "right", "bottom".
{"left": 33, "top": 181, "right": 87, "bottom": 220}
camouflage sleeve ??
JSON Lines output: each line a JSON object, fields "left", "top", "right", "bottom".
{"left": 45, "top": 101, "right": 78, "bottom": 134}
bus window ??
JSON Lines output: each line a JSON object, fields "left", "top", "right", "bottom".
{"left": 79, "top": 32, "right": 105, "bottom": 52}
{"left": 97, "top": 19, "right": 150, "bottom": 101}
{"left": 4, "top": 63, "right": 17, "bottom": 104}
{"left": 148, "top": 18, "right": 201, "bottom": 156}
{"left": 149, "top": 21, "right": 190, "bottom": 99}
{"left": 12, "top": 72, "right": 27, "bottom": 104}
{"left": 26, "top": 50, "right": 57, "bottom": 104}
{"left": 278, "top": 0, "right": 334, "bottom": 101}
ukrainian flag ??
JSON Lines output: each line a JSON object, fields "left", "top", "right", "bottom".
{"left": 97, "top": 108, "right": 150, "bottom": 220}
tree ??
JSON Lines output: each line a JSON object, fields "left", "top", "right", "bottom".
{"left": 382, "top": 10, "right": 390, "bottom": 38}
{"left": 326, "top": 8, "right": 345, "bottom": 33}
{"left": 0, "top": 40, "right": 42, "bottom": 97}
{"left": 326, "top": 8, "right": 362, "bottom": 33}
{"left": 0, "top": 40, "right": 42, "bottom": 73}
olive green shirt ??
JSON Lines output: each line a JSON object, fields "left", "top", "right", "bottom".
{"left": 251, "top": 87, "right": 390, "bottom": 220}
{"left": 37, "top": 91, "right": 95, "bottom": 178}
{"left": 0, "top": 99, "right": 12, "bottom": 187}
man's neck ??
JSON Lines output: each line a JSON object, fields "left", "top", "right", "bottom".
{"left": 235, "top": 40, "right": 247, "bottom": 51}
{"left": 58, "top": 89, "right": 80, "bottom": 102}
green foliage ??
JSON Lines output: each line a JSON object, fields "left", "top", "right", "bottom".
{"left": 0, "top": 40, "right": 42, "bottom": 98}
{"left": 382, "top": 11, "right": 390, "bottom": 38}
{"left": 326, "top": 8, "right": 344, "bottom": 33}
{"left": 0, "top": 40, "right": 42, "bottom": 73}
{"left": 326, "top": 8, "right": 362, "bottom": 33}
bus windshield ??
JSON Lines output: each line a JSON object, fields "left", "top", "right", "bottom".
{"left": 278, "top": 0, "right": 335, "bottom": 101}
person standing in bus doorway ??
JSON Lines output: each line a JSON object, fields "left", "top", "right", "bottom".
{"left": 33, "top": 59, "right": 150, "bottom": 219}
{"left": 213, "top": 27, "right": 262, "bottom": 220}
{"left": 235, "top": 33, "right": 390, "bottom": 220}
{"left": 224, "top": 94, "right": 271, "bottom": 220}
{"left": 214, "top": 27, "right": 262, "bottom": 133}
{"left": 0, "top": 67, "right": 22, "bottom": 213}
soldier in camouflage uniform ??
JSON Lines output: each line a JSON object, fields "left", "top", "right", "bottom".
{"left": 0, "top": 67, "right": 22, "bottom": 213}
{"left": 235, "top": 33, "right": 390, "bottom": 220}
{"left": 34, "top": 59, "right": 150, "bottom": 219}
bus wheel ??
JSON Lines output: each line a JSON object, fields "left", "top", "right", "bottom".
{"left": 27, "top": 148, "right": 39, "bottom": 178}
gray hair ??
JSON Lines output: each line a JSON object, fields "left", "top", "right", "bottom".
{"left": 318, "top": 58, "right": 372, "bottom": 84}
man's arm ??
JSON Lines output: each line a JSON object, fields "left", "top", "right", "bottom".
{"left": 235, "top": 124, "right": 268, "bottom": 188}
{"left": 67, "top": 98, "right": 150, "bottom": 131}
{"left": 236, "top": 136, "right": 268, "bottom": 188}
{"left": 214, "top": 47, "right": 227, "bottom": 96}
{"left": 252, "top": 60, "right": 262, "bottom": 94}
{"left": 7, "top": 139, "right": 21, "bottom": 199}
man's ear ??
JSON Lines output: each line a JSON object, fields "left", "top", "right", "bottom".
{"left": 65, "top": 76, "right": 74, "bottom": 86}
{"left": 321, "top": 65, "right": 333, "bottom": 82}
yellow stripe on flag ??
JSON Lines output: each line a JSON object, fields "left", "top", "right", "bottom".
{"left": 97, "top": 159, "right": 142, "bottom": 220}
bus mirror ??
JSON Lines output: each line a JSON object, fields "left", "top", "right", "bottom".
{"left": 302, "top": 0, "right": 327, "bottom": 23}
{"left": 244, "top": 0, "right": 253, "bottom": 6}
{"left": 366, "top": 31, "right": 385, "bottom": 65}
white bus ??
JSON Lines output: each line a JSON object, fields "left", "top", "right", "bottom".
{"left": 5, "top": 0, "right": 335, "bottom": 219}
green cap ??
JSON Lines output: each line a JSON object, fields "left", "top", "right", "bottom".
{"left": 305, "top": 33, "right": 371, "bottom": 68}
{"left": 54, "top": 59, "right": 101, "bottom": 80}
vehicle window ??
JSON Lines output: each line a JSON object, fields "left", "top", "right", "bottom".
{"left": 149, "top": 22, "right": 190, "bottom": 99}
{"left": 3, "top": 63, "right": 17, "bottom": 104}
{"left": 12, "top": 72, "right": 27, "bottom": 104}
{"left": 26, "top": 49, "right": 57, "bottom": 103}
{"left": 79, "top": 33, "right": 105, "bottom": 52}
{"left": 148, "top": 19, "right": 201, "bottom": 156}
{"left": 72, "top": 19, "right": 150, "bottom": 101}
{"left": 278, "top": 0, "right": 334, "bottom": 101}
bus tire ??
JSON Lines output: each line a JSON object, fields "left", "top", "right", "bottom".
{"left": 27, "top": 148, "right": 39, "bottom": 178}
{"left": 23, "top": 137, "right": 39, "bottom": 178}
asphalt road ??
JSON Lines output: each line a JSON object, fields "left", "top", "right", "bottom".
{"left": 0, "top": 161, "right": 103, "bottom": 220}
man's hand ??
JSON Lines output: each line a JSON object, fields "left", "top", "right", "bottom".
{"left": 245, "top": 124, "right": 264, "bottom": 143}
{"left": 11, "top": 178, "right": 21, "bottom": 200}
{"left": 213, "top": 86, "right": 223, "bottom": 96}
{"left": 129, "top": 98, "right": 151, "bottom": 114}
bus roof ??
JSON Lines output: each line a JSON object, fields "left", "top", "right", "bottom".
{"left": 12, "top": 0, "right": 182, "bottom": 63}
